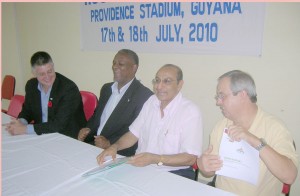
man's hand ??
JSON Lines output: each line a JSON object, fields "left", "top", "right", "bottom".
{"left": 78, "top": 128, "right": 90, "bottom": 141}
{"left": 96, "top": 144, "right": 118, "bottom": 165}
{"left": 5, "top": 119, "right": 27, "bottom": 135}
{"left": 197, "top": 145, "right": 222, "bottom": 176}
{"left": 226, "top": 124, "right": 257, "bottom": 145}
{"left": 225, "top": 125, "right": 248, "bottom": 142}
{"left": 94, "top": 135, "right": 111, "bottom": 149}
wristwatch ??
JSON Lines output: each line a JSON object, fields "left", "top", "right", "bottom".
{"left": 255, "top": 138, "right": 267, "bottom": 151}
{"left": 157, "top": 155, "right": 163, "bottom": 166}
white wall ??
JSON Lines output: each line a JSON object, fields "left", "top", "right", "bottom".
{"left": 2, "top": 3, "right": 300, "bottom": 195}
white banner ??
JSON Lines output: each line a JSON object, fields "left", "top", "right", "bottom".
{"left": 80, "top": 2, "right": 265, "bottom": 56}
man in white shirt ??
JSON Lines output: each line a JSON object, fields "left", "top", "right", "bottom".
{"left": 97, "top": 64, "right": 203, "bottom": 179}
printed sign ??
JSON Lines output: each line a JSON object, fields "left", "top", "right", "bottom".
{"left": 80, "top": 2, "right": 265, "bottom": 56}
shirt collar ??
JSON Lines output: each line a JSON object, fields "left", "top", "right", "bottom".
{"left": 38, "top": 82, "right": 52, "bottom": 95}
{"left": 154, "top": 92, "right": 182, "bottom": 113}
{"left": 111, "top": 78, "right": 134, "bottom": 94}
{"left": 164, "top": 92, "right": 182, "bottom": 112}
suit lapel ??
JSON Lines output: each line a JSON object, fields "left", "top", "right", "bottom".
{"left": 96, "top": 85, "right": 112, "bottom": 118}
{"left": 47, "top": 74, "right": 60, "bottom": 119}
{"left": 101, "top": 79, "right": 139, "bottom": 135}
{"left": 33, "top": 80, "right": 43, "bottom": 122}
{"left": 90, "top": 84, "right": 112, "bottom": 131}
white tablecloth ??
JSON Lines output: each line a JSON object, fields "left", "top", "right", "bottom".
{"left": 2, "top": 113, "right": 235, "bottom": 196}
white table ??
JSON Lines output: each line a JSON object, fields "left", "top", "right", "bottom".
{"left": 2, "top": 113, "right": 235, "bottom": 196}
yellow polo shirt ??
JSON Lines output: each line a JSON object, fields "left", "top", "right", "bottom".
{"left": 210, "top": 107, "right": 298, "bottom": 196}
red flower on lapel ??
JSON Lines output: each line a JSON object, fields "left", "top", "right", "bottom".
{"left": 48, "top": 101, "right": 53, "bottom": 108}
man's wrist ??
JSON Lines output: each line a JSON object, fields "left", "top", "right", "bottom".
{"left": 103, "top": 141, "right": 111, "bottom": 149}
{"left": 157, "top": 155, "right": 163, "bottom": 166}
{"left": 255, "top": 138, "right": 267, "bottom": 151}
{"left": 110, "top": 144, "right": 119, "bottom": 151}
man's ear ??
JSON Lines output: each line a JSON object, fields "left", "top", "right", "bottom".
{"left": 177, "top": 80, "right": 184, "bottom": 92}
{"left": 239, "top": 90, "right": 249, "bottom": 99}
{"left": 132, "top": 64, "right": 138, "bottom": 73}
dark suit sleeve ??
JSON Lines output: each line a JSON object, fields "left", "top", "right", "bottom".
{"left": 109, "top": 85, "right": 153, "bottom": 145}
{"left": 109, "top": 81, "right": 153, "bottom": 156}
{"left": 18, "top": 80, "right": 39, "bottom": 123}
{"left": 83, "top": 80, "right": 153, "bottom": 156}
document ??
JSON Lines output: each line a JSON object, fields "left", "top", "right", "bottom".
{"left": 82, "top": 157, "right": 130, "bottom": 177}
{"left": 216, "top": 128, "right": 259, "bottom": 185}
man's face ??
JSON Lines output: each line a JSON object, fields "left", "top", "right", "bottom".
{"left": 33, "top": 63, "right": 56, "bottom": 90}
{"left": 215, "top": 77, "right": 240, "bottom": 120}
{"left": 153, "top": 66, "right": 183, "bottom": 107}
{"left": 112, "top": 53, "right": 137, "bottom": 88}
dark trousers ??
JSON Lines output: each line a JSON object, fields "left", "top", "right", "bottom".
{"left": 169, "top": 166, "right": 195, "bottom": 180}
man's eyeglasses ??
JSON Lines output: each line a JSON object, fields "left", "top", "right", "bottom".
{"left": 152, "top": 78, "right": 177, "bottom": 85}
{"left": 215, "top": 92, "right": 239, "bottom": 101}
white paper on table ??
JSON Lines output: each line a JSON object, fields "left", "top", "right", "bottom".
{"left": 216, "top": 128, "right": 259, "bottom": 185}
{"left": 81, "top": 157, "right": 130, "bottom": 177}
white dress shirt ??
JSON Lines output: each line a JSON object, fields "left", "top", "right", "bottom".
{"left": 129, "top": 92, "right": 203, "bottom": 171}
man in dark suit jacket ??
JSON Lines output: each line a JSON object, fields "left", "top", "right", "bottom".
{"left": 78, "top": 49, "right": 152, "bottom": 156}
{"left": 6, "top": 51, "right": 86, "bottom": 139}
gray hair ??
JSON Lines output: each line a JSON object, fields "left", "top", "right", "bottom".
{"left": 218, "top": 70, "right": 257, "bottom": 103}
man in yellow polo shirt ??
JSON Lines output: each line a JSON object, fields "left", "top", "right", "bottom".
{"left": 197, "top": 70, "right": 298, "bottom": 196}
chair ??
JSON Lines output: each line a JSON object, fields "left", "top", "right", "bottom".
{"left": 80, "top": 91, "right": 98, "bottom": 121}
{"left": 2, "top": 75, "right": 16, "bottom": 100}
{"left": 6, "top": 95, "right": 25, "bottom": 118}
{"left": 192, "top": 162, "right": 215, "bottom": 184}
{"left": 192, "top": 162, "right": 199, "bottom": 181}
{"left": 282, "top": 141, "right": 296, "bottom": 196}
{"left": 1, "top": 75, "right": 16, "bottom": 113}
{"left": 282, "top": 184, "right": 290, "bottom": 196}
